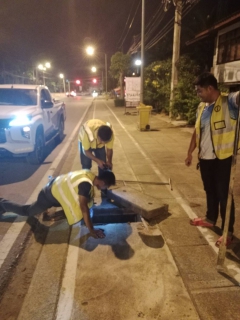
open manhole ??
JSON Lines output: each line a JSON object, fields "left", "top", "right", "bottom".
{"left": 81, "top": 199, "right": 141, "bottom": 225}
{"left": 91, "top": 211, "right": 141, "bottom": 224}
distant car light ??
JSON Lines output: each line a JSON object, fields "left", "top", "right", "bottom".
{"left": 66, "top": 91, "right": 77, "bottom": 97}
{"left": 92, "top": 91, "right": 98, "bottom": 97}
{"left": 9, "top": 115, "right": 31, "bottom": 126}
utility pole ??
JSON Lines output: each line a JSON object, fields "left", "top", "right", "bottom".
{"left": 105, "top": 53, "right": 108, "bottom": 93}
{"left": 140, "top": 0, "right": 145, "bottom": 103}
{"left": 169, "top": 0, "right": 182, "bottom": 118}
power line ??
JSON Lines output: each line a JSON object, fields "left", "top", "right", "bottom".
{"left": 118, "top": 0, "right": 141, "bottom": 50}
{"left": 146, "top": 1, "right": 199, "bottom": 50}
{"left": 117, "top": 0, "right": 140, "bottom": 49}
{"left": 127, "top": 2, "right": 165, "bottom": 54}
{"left": 128, "top": 0, "right": 199, "bottom": 53}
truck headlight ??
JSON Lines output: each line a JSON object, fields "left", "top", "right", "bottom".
{"left": 21, "top": 126, "right": 31, "bottom": 139}
{"left": 9, "top": 116, "right": 31, "bottom": 126}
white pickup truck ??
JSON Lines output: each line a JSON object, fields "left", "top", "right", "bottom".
{"left": 0, "top": 84, "right": 66, "bottom": 164}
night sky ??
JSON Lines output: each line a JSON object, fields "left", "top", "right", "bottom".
{"left": 0, "top": 0, "right": 239, "bottom": 80}
{"left": 0, "top": 0, "right": 161, "bottom": 79}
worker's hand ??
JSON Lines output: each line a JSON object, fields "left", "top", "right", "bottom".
{"left": 90, "top": 228, "right": 106, "bottom": 239}
{"left": 96, "top": 159, "right": 108, "bottom": 170}
{"left": 185, "top": 154, "right": 192, "bottom": 167}
{"left": 106, "top": 161, "right": 113, "bottom": 170}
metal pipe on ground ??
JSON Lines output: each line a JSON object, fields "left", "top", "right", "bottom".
{"left": 116, "top": 178, "right": 173, "bottom": 190}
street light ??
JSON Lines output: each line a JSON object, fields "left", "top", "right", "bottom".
{"left": 59, "top": 73, "right": 66, "bottom": 93}
{"left": 91, "top": 66, "right": 104, "bottom": 88}
{"left": 135, "top": 59, "right": 141, "bottom": 75}
{"left": 86, "top": 46, "right": 108, "bottom": 93}
{"left": 86, "top": 46, "right": 94, "bottom": 56}
{"left": 38, "top": 62, "right": 51, "bottom": 85}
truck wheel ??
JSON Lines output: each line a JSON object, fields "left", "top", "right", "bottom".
{"left": 55, "top": 117, "right": 65, "bottom": 144}
{"left": 26, "top": 132, "right": 45, "bottom": 165}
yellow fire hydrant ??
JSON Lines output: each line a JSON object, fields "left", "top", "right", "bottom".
{"left": 136, "top": 103, "right": 152, "bottom": 131}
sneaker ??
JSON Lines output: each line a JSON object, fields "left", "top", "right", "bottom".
{"left": 190, "top": 217, "right": 214, "bottom": 227}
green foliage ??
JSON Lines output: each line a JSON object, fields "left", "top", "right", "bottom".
{"left": 110, "top": 52, "right": 131, "bottom": 98}
{"left": 109, "top": 52, "right": 131, "bottom": 80}
{"left": 171, "top": 56, "right": 200, "bottom": 124}
{"left": 144, "top": 59, "right": 172, "bottom": 113}
{"left": 144, "top": 55, "right": 200, "bottom": 124}
{"left": 218, "top": 83, "right": 229, "bottom": 93}
{"left": 172, "top": 83, "right": 200, "bottom": 124}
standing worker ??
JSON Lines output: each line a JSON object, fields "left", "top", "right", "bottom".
{"left": 185, "top": 72, "right": 239, "bottom": 247}
{"left": 0, "top": 170, "right": 116, "bottom": 239}
{"left": 78, "top": 119, "right": 114, "bottom": 174}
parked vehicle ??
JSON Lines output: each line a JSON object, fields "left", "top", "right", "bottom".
{"left": 0, "top": 84, "right": 66, "bottom": 164}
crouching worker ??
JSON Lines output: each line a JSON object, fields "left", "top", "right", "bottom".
{"left": 0, "top": 170, "right": 116, "bottom": 239}
{"left": 78, "top": 119, "right": 114, "bottom": 174}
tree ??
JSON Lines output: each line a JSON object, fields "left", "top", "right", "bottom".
{"left": 144, "top": 55, "right": 200, "bottom": 124}
{"left": 109, "top": 52, "right": 131, "bottom": 99}
{"left": 144, "top": 59, "right": 172, "bottom": 113}
{"left": 171, "top": 56, "right": 200, "bottom": 123}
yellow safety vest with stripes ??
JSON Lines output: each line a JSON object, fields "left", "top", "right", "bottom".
{"left": 51, "top": 170, "right": 95, "bottom": 225}
{"left": 78, "top": 120, "right": 112, "bottom": 142}
{"left": 195, "top": 94, "right": 239, "bottom": 160}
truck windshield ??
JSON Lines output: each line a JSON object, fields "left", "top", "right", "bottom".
{"left": 0, "top": 89, "right": 37, "bottom": 106}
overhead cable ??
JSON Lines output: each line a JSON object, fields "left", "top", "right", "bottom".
{"left": 119, "top": 0, "right": 141, "bottom": 50}
{"left": 129, "top": 0, "right": 199, "bottom": 53}
{"left": 117, "top": 0, "right": 139, "bottom": 48}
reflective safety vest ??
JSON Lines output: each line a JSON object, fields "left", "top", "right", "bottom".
{"left": 51, "top": 170, "right": 95, "bottom": 225}
{"left": 78, "top": 120, "right": 112, "bottom": 143}
{"left": 195, "top": 94, "right": 239, "bottom": 159}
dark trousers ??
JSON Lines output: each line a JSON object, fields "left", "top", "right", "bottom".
{"left": 79, "top": 142, "right": 106, "bottom": 175}
{"left": 0, "top": 184, "right": 60, "bottom": 217}
{"left": 199, "top": 156, "right": 235, "bottom": 233}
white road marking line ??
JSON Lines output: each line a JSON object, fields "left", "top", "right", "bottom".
{"left": 105, "top": 102, "right": 240, "bottom": 280}
{"left": 55, "top": 223, "right": 81, "bottom": 320}
{"left": 0, "top": 101, "right": 92, "bottom": 268}
{"left": 55, "top": 99, "right": 108, "bottom": 318}
{"left": 92, "top": 99, "right": 96, "bottom": 118}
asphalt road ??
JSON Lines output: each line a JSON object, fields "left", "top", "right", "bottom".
{"left": 0, "top": 95, "right": 94, "bottom": 309}
{"left": 0, "top": 96, "right": 240, "bottom": 320}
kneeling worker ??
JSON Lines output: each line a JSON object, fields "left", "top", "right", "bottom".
{"left": 78, "top": 119, "right": 114, "bottom": 174}
{"left": 0, "top": 170, "right": 116, "bottom": 239}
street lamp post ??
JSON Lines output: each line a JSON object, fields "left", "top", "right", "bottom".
{"left": 135, "top": 59, "right": 141, "bottom": 76}
{"left": 105, "top": 53, "right": 107, "bottom": 93}
{"left": 38, "top": 62, "right": 51, "bottom": 86}
{"left": 59, "top": 74, "right": 66, "bottom": 93}
{"left": 91, "top": 66, "right": 104, "bottom": 92}
{"left": 86, "top": 46, "right": 108, "bottom": 93}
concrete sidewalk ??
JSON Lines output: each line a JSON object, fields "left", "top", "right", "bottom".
{"left": 91, "top": 97, "right": 240, "bottom": 319}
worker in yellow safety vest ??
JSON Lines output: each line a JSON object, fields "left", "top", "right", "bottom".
{"left": 185, "top": 72, "right": 239, "bottom": 248}
{"left": 78, "top": 119, "right": 114, "bottom": 174}
{"left": 0, "top": 170, "right": 116, "bottom": 239}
